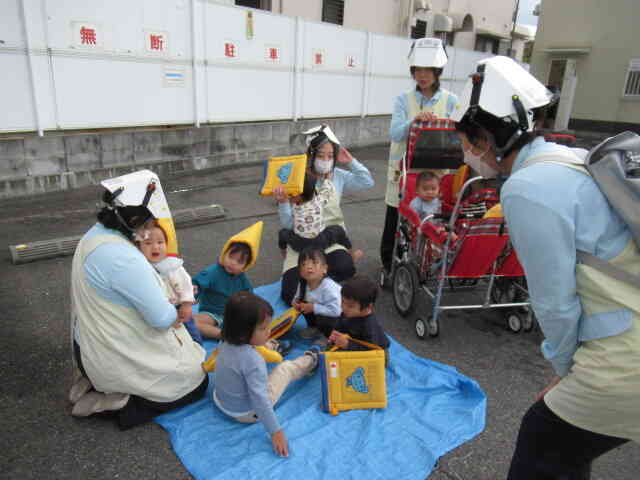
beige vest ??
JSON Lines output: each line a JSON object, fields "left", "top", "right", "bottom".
{"left": 546, "top": 239, "right": 640, "bottom": 441}
{"left": 385, "top": 89, "right": 452, "bottom": 207}
{"left": 71, "top": 233, "right": 206, "bottom": 403}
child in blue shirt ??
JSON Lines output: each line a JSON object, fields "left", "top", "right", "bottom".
{"left": 292, "top": 247, "right": 342, "bottom": 344}
{"left": 193, "top": 241, "right": 253, "bottom": 339}
{"left": 410, "top": 171, "right": 441, "bottom": 221}
{"left": 214, "top": 291, "right": 320, "bottom": 457}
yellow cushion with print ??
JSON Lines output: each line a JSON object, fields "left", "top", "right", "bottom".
{"left": 259, "top": 154, "right": 307, "bottom": 197}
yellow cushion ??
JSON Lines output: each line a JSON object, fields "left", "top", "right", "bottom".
{"left": 259, "top": 154, "right": 307, "bottom": 197}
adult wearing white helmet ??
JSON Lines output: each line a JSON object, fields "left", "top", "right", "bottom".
{"left": 380, "top": 38, "right": 459, "bottom": 279}
{"left": 453, "top": 56, "right": 637, "bottom": 478}
{"left": 69, "top": 170, "right": 207, "bottom": 429}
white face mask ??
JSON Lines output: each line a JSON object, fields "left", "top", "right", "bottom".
{"left": 463, "top": 148, "right": 498, "bottom": 179}
{"left": 314, "top": 159, "right": 334, "bottom": 175}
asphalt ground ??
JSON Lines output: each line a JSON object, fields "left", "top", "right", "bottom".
{"left": 2, "top": 144, "right": 638, "bottom": 480}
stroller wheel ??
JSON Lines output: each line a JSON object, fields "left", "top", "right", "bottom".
{"left": 415, "top": 317, "right": 426, "bottom": 339}
{"left": 393, "top": 263, "right": 418, "bottom": 317}
{"left": 423, "top": 316, "right": 439, "bottom": 338}
{"left": 506, "top": 311, "right": 523, "bottom": 333}
{"left": 522, "top": 308, "right": 535, "bottom": 332}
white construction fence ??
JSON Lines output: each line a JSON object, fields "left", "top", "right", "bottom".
{"left": 1, "top": 0, "right": 496, "bottom": 135}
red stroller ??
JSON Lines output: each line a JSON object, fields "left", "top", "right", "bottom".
{"left": 388, "top": 120, "right": 534, "bottom": 338}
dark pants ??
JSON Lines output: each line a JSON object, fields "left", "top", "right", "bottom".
{"left": 303, "top": 313, "right": 338, "bottom": 338}
{"left": 278, "top": 225, "right": 352, "bottom": 252}
{"left": 379, "top": 205, "right": 399, "bottom": 273}
{"left": 281, "top": 249, "right": 355, "bottom": 305}
{"left": 507, "top": 399, "right": 629, "bottom": 480}
{"left": 74, "top": 341, "right": 209, "bottom": 430}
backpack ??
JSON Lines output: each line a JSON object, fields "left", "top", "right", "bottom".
{"left": 522, "top": 131, "right": 640, "bottom": 288}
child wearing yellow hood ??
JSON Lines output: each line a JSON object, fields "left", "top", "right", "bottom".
{"left": 192, "top": 222, "right": 260, "bottom": 340}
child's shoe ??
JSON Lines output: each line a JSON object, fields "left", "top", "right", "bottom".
{"left": 303, "top": 345, "right": 322, "bottom": 375}
{"left": 299, "top": 327, "right": 322, "bottom": 340}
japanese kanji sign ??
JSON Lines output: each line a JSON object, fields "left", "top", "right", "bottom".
{"left": 145, "top": 30, "right": 169, "bottom": 54}
{"left": 265, "top": 45, "right": 280, "bottom": 63}
{"left": 346, "top": 55, "right": 356, "bottom": 68}
{"left": 224, "top": 41, "right": 238, "bottom": 59}
{"left": 72, "top": 22, "right": 101, "bottom": 48}
{"left": 312, "top": 49, "right": 325, "bottom": 68}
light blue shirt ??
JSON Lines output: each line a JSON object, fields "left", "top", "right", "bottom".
{"left": 390, "top": 88, "right": 459, "bottom": 144}
{"left": 214, "top": 342, "right": 280, "bottom": 435}
{"left": 409, "top": 197, "right": 441, "bottom": 220}
{"left": 294, "top": 276, "right": 342, "bottom": 318}
{"left": 278, "top": 158, "right": 374, "bottom": 229}
{"left": 82, "top": 223, "right": 177, "bottom": 329}
{"left": 501, "top": 137, "right": 632, "bottom": 376}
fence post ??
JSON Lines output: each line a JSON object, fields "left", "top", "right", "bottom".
{"left": 190, "top": 0, "right": 200, "bottom": 127}
{"left": 19, "top": 0, "right": 44, "bottom": 136}
{"left": 361, "top": 31, "right": 372, "bottom": 119}
{"left": 292, "top": 16, "right": 303, "bottom": 121}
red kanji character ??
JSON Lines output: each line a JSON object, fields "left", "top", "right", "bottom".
{"left": 315, "top": 52, "right": 322, "bottom": 65}
{"left": 80, "top": 27, "right": 96, "bottom": 45}
{"left": 150, "top": 34, "right": 164, "bottom": 51}
{"left": 348, "top": 56, "right": 355, "bottom": 67}
{"left": 225, "top": 43, "right": 236, "bottom": 58}
{"left": 269, "top": 47, "right": 278, "bottom": 60}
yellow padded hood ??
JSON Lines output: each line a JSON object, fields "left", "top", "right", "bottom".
{"left": 219, "top": 221, "right": 263, "bottom": 272}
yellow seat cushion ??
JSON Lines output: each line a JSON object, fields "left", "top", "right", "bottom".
{"left": 259, "top": 154, "right": 308, "bottom": 197}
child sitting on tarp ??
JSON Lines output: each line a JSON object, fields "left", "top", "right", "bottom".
{"left": 136, "top": 220, "right": 203, "bottom": 344}
{"left": 410, "top": 171, "right": 442, "bottom": 221}
{"left": 329, "top": 275, "right": 390, "bottom": 365}
{"left": 292, "top": 247, "right": 342, "bottom": 346}
{"left": 191, "top": 221, "right": 288, "bottom": 354}
{"left": 213, "top": 291, "right": 321, "bottom": 457}
{"left": 276, "top": 171, "right": 353, "bottom": 256}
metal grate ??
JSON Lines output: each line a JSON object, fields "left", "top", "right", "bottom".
{"left": 9, "top": 204, "right": 226, "bottom": 264}
{"left": 322, "top": 0, "right": 344, "bottom": 25}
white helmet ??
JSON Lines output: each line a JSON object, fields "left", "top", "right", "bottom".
{"left": 452, "top": 56, "right": 554, "bottom": 156}
{"left": 100, "top": 169, "right": 171, "bottom": 220}
{"left": 408, "top": 37, "right": 448, "bottom": 69}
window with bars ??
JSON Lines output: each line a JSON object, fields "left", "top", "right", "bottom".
{"left": 411, "top": 20, "right": 426, "bottom": 39}
{"left": 623, "top": 59, "right": 640, "bottom": 96}
{"left": 235, "top": 0, "right": 271, "bottom": 10}
{"left": 322, "top": 0, "right": 344, "bottom": 25}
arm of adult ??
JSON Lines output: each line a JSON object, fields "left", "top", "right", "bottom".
{"left": 502, "top": 182, "right": 581, "bottom": 377}
{"left": 389, "top": 94, "right": 412, "bottom": 143}
{"left": 85, "top": 243, "right": 177, "bottom": 329}
{"left": 335, "top": 153, "right": 375, "bottom": 195}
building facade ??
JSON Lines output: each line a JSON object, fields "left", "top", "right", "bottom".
{"left": 530, "top": 0, "right": 640, "bottom": 132}
{"left": 231, "top": 0, "right": 532, "bottom": 61}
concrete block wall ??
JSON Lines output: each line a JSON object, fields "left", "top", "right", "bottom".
{"left": 0, "top": 116, "right": 391, "bottom": 199}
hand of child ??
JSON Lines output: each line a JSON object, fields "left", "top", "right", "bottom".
{"left": 328, "top": 330, "right": 349, "bottom": 349}
{"left": 273, "top": 186, "right": 289, "bottom": 204}
{"left": 178, "top": 303, "right": 193, "bottom": 322}
{"left": 271, "top": 429, "right": 289, "bottom": 457}
{"left": 299, "top": 301, "right": 314, "bottom": 314}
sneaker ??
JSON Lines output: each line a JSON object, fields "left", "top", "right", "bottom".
{"left": 71, "top": 391, "right": 130, "bottom": 417}
{"left": 299, "top": 327, "right": 322, "bottom": 340}
{"left": 275, "top": 339, "right": 293, "bottom": 357}
{"left": 69, "top": 375, "right": 92, "bottom": 404}
{"left": 303, "top": 345, "right": 322, "bottom": 375}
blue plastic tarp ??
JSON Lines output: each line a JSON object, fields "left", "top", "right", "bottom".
{"left": 155, "top": 282, "right": 486, "bottom": 479}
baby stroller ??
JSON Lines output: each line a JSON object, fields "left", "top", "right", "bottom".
{"left": 388, "top": 120, "right": 534, "bottom": 338}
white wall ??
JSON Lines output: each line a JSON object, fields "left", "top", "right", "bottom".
{"left": 0, "top": 0, "right": 494, "bottom": 134}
